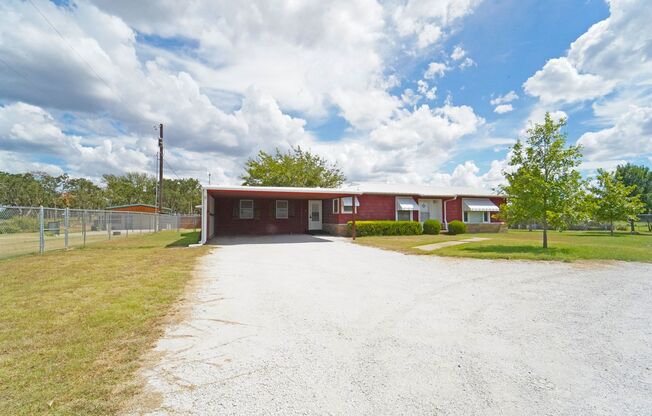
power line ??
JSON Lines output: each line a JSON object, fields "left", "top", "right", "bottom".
{"left": 163, "top": 159, "right": 182, "bottom": 180}
{"left": 27, "top": 0, "right": 113, "bottom": 92}
{"left": 0, "top": 56, "right": 38, "bottom": 90}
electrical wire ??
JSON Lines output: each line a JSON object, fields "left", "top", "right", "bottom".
{"left": 27, "top": 0, "right": 113, "bottom": 92}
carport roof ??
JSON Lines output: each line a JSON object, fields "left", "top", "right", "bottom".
{"left": 205, "top": 185, "right": 361, "bottom": 199}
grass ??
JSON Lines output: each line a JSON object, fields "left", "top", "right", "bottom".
{"left": 0, "top": 231, "right": 209, "bottom": 415}
{"left": 356, "top": 229, "right": 652, "bottom": 262}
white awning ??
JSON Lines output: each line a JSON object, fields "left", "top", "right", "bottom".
{"left": 342, "top": 196, "right": 360, "bottom": 206}
{"left": 396, "top": 197, "right": 420, "bottom": 210}
{"left": 463, "top": 198, "right": 500, "bottom": 212}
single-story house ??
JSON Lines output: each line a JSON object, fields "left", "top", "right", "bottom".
{"left": 200, "top": 183, "right": 506, "bottom": 243}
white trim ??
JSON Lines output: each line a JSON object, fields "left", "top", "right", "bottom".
{"left": 239, "top": 199, "right": 254, "bottom": 219}
{"left": 332, "top": 198, "right": 340, "bottom": 214}
{"left": 275, "top": 200, "right": 289, "bottom": 219}
{"left": 342, "top": 196, "right": 359, "bottom": 213}
{"left": 463, "top": 210, "right": 491, "bottom": 224}
{"left": 201, "top": 188, "right": 208, "bottom": 244}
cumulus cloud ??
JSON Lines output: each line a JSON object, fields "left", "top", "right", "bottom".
{"left": 424, "top": 62, "right": 449, "bottom": 79}
{"left": 450, "top": 45, "right": 466, "bottom": 61}
{"left": 493, "top": 104, "right": 513, "bottom": 114}
{"left": 490, "top": 90, "right": 518, "bottom": 106}
{"left": 431, "top": 159, "right": 507, "bottom": 190}
{"left": 523, "top": 57, "right": 615, "bottom": 103}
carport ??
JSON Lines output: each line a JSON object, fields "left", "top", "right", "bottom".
{"left": 200, "top": 185, "right": 362, "bottom": 243}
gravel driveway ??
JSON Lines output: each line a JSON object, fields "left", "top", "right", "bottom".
{"left": 134, "top": 235, "right": 652, "bottom": 415}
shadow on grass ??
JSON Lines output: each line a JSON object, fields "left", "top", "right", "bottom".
{"left": 457, "top": 244, "right": 571, "bottom": 256}
{"left": 166, "top": 231, "right": 200, "bottom": 247}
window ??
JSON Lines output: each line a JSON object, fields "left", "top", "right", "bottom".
{"left": 332, "top": 198, "right": 340, "bottom": 214}
{"left": 276, "top": 200, "right": 288, "bottom": 219}
{"left": 342, "top": 197, "right": 358, "bottom": 213}
{"left": 239, "top": 199, "right": 254, "bottom": 219}
{"left": 397, "top": 210, "right": 412, "bottom": 221}
{"left": 463, "top": 211, "right": 489, "bottom": 223}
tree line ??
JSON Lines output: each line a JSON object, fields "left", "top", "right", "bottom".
{"left": 500, "top": 113, "right": 652, "bottom": 247}
{"left": 0, "top": 171, "right": 201, "bottom": 214}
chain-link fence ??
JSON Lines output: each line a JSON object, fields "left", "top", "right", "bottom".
{"left": 0, "top": 206, "right": 201, "bottom": 259}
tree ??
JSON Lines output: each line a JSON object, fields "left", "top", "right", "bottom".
{"left": 102, "top": 173, "right": 157, "bottom": 206}
{"left": 63, "top": 178, "right": 106, "bottom": 209}
{"left": 590, "top": 169, "right": 645, "bottom": 235}
{"left": 241, "top": 146, "right": 346, "bottom": 187}
{"left": 499, "top": 113, "right": 585, "bottom": 248}
{"left": 615, "top": 163, "right": 652, "bottom": 214}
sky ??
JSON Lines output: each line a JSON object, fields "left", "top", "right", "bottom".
{"left": 0, "top": 0, "right": 650, "bottom": 189}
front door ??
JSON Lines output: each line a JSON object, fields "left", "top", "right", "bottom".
{"left": 418, "top": 199, "right": 442, "bottom": 223}
{"left": 308, "top": 200, "right": 323, "bottom": 231}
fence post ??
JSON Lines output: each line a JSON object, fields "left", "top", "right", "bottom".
{"left": 126, "top": 213, "right": 129, "bottom": 238}
{"left": 82, "top": 210, "right": 86, "bottom": 246}
{"left": 39, "top": 206, "right": 45, "bottom": 254}
{"left": 177, "top": 215, "right": 180, "bottom": 232}
{"left": 108, "top": 212, "right": 112, "bottom": 240}
{"left": 64, "top": 207, "right": 69, "bottom": 249}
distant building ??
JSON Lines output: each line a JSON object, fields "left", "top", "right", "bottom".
{"left": 106, "top": 204, "right": 171, "bottom": 214}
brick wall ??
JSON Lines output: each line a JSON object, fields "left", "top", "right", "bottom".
{"left": 214, "top": 197, "right": 308, "bottom": 235}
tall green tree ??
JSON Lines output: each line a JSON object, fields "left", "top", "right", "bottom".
{"left": 499, "top": 113, "right": 585, "bottom": 248}
{"left": 241, "top": 146, "right": 346, "bottom": 187}
{"left": 615, "top": 163, "right": 652, "bottom": 214}
{"left": 102, "top": 173, "right": 157, "bottom": 206}
{"left": 590, "top": 169, "right": 645, "bottom": 235}
{"left": 163, "top": 178, "right": 202, "bottom": 213}
{"left": 63, "top": 178, "right": 106, "bottom": 209}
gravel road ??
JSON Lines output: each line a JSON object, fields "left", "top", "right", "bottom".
{"left": 133, "top": 235, "right": 652, "bottom": 415}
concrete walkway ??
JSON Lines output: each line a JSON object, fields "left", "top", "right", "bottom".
{"left": 414, "top": 236, "right": 491, "bottom": 251}
{"left": 131, "top": 235, "right": 652, "bottom": 415}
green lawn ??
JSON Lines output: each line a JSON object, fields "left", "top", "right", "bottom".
{"left": 0, "top": 231, "right": 209, "bottom": 415}
{"left": 356, "top": 229, "right": 652, "bottom": 262}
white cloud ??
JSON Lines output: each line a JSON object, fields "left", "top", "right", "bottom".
{"left": 493, "top": 104, "right": 513, "bottom": 114}
{"left": 417, "top": 80, "right": 437, "bottom": 100}
{"left": 431, "top": 159, "right": 507, "bottom": 190}
{"left": 391, "top": 0, "right": 482, "bottom": 49}
{"left": 577, "top": 105, "right": 652, "bottom": 161}
{"left": 451, "top": 45, "right": 466, "bottom": 61}
{"left": 458, "top": 57, "right": 475, "bottom": 69}
{"left": 523, "top": 57, "right": 615, "bottom": 103}
{"left": 490, "top": 90, "right": 518, "bottom": 105}
{"left": 424, "top": 62, "right": 449, "bottom": 79}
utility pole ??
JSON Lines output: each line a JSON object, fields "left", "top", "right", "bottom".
{"left": 208, "top": 172, "right": 211, "bottom": 186}
{"left": 158, "top": 124, "right": 164, "bottom": 214}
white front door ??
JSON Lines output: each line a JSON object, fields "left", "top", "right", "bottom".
{"left": 418, "top": 199, "right": 443, "bottom": 223}
{"left": 308, "top": 200, "right": 323, "bottom": 230}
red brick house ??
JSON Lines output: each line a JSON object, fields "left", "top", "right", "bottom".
{"left": 200, "top": 184, "right": 505, "bottom": 243}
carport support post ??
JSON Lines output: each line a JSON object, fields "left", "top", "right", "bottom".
{"left": 64, "top": 207, "right": 69, "bottom": 249}
{"left": 39, "top": 206, "right": 44, "bottom": 254}
{"left": 351, "top": 196, "right": 356, "bottom": 240}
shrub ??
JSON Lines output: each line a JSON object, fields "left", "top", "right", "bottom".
{"left": 0, "top": 216, "right": 40, "bottom": 234}
{"left": 347, "top": 220, "right": 422, "bottom": 236}
{"left": 423, "top": 219, "right": 441, "bottom": 235}
{"left": 447, "top": 220, "right": 467, "bottom": 235}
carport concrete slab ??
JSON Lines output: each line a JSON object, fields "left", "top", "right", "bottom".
{"left": 132, "top": 234, "right": 652, "bottom": 415}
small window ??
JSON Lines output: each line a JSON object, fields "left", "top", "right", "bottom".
{"left": 332, "top": 198, "right": 340, "bottom": 214}
{"left": 483, "top": 211, "right": 489, "bottom": 222}
{"left": 342, "top": 197, "right": 358, "bottom": 213}
{"left": 397, "top": 210, "right": 412, "bottom": 221}
{"left": 239, "top": 200, "right": 254, "bottom": 219}
{"left": 276, "top": 200, "right": 289, "bottom": 219}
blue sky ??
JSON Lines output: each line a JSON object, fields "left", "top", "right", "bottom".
{"left": 0, "top": 0, "right": 650, "bottom": 187}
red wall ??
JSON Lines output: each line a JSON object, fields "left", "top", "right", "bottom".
{"left": 324, "top": 194, "right": 420, "bottom": 224}
{"left": 214, "top": 197, "right": 308, "bottom": 235}
{"left": 445, "top": 197, "right": 507, "bottom": 223}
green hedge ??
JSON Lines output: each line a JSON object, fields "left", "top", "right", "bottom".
{"left": 447, "top": 220, "right": 467, "bottom": 235}
{"left": 423, "top": 219, "right": 442, "bottom": 235}
{"left": 347, "top": 220, "right": 422, "bottom": 236}
{"left": 0, "top": 216, "right": 40, "bottom": 234}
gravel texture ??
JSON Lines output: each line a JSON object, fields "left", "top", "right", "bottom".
{"left": 134, "top": 234, "right": 652, "bottom": 415}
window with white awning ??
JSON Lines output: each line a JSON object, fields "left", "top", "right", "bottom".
{"left": 463, "top": 198, "right": 500, "bottom": 212}
{"left": 462, "top": 198, "right": 499, "bottom": 223}
{"left": 395, "top": 197, "right": 419, "bottom": 221}
{"left": 341, "top": 196, "right": 360, "bottom": 213}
